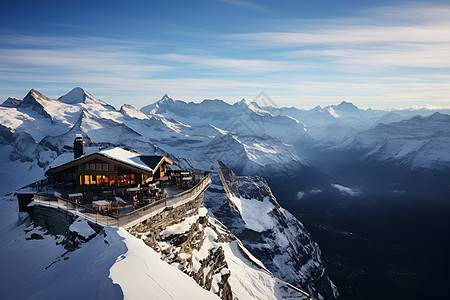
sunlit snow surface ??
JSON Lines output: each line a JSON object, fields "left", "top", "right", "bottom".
{"left": 0, "top": 196, "right": 309, "bottom": 299}
{"left": 0, "top": 197, "right": 218, "bottom": 299}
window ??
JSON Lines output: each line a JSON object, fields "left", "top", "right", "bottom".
{"left": 118, "top": 174, "right": 136, "bottom": 186}
{"left": 109, "top": 164, "right": 114, "bottom": 171}
{"left": 90, "top": 175, "right": 97, "bottom": 185}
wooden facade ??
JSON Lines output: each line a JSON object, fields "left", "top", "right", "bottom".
{"left": 45, "top": 151, "right": 173, "bottom": 191}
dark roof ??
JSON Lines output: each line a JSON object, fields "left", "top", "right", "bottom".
{"left": 139, "top": 156, "right": 166, "bottom": 169}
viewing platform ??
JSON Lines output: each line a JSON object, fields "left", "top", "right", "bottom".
{"left": 21, "top": 171, "right": 211, "bottom": 228}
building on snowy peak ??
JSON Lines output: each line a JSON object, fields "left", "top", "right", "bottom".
{"left": 46, "top": 136, "right": 173, "bottom": 190}
{"left": 17, "top": 135, "right": 211, "bottom": 228}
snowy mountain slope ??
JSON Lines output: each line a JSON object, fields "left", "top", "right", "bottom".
{"left": 266, "top": 101, "right": 450, "bottom": 144}
{"left": 1, "top": 189, "right": 311, "bottom": 300}
{"left": 192, "top": 127, "right": 309, "bottom": 175}
{"left": 333, "top": 113, "right": 450, "bottom": 170}
{"left": 137, "top": 94, "right": 314, "bottom": 175}
{"left": 0, "top": 89, "right": 194, "bottom": 181}
{"left": 0, "top": 124, "right": 44, "bottom": 194}
{"left": 0, "top": 196, "right": 219, "bottom": 300}
{"left": 0, "top": 88, "right": 118, "bottom": 143}
{"left": 264, "top": 101, "right": 368, "bottom": 141}
{"left": 141, "top": 94, "right": 312, "bottom": 147}
{"left": 128, "top": 205, "right": 310, "bottom": 299}
{"left": 203, "top": 162, "right": 338, "bottom": 300}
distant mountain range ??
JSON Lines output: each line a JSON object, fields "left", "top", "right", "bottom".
{"left": 1, "top": 87, "right": 450, "bottom": 299}
{"left": 2, "top": 87, "right": 450, "bottom": 194}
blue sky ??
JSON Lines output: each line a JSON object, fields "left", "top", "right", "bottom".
{"left": 0, "top": 0, "right": 449, "bottom": 109}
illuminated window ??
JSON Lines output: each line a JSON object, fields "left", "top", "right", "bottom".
{"left": 118, "top": 174, "right": 136, "bottom": 186}
{"left": 90, "top": 175, "right": 96, "bottom": 185}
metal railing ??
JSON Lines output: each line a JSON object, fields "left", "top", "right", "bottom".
{"left": 165, "top": 173, "right": 211, "bottom": 207}
{"left": 33, "top": 193, "right": 119, "bottom": 227}
{"left": 31, "top": 173, "right": 211, "bottom": 228}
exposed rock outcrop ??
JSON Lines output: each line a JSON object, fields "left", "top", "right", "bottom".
{"left": 203, "top": 161, "right": 339, "bottom": 300}
{"left": 127, "top": 192, "right": 310, "bottom": 300}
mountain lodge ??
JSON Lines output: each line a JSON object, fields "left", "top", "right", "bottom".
{"left": 17, "top": 135, "right": 211, "bottom": 224}
{"left": 45, "top": 134, "right": 173, "bottom": 190}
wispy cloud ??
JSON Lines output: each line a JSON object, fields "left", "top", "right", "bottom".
{"left": 1, "top": 3, "right": 450, "bottom": 109}
{"left": 332, "top": 184, "right": 360, "bottom": 197}
{"left": 218, "top": 0, "right": 265, "bottom": 11}
{"left": 44, "top": 22, "right": 90, "bottom": 30}
{"left": 296, "top": 188, "right": 323, "bottom": 200}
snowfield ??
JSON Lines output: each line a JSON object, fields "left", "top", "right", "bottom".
{"left": 0, "top": 196, "right": 218, "bottom": 299}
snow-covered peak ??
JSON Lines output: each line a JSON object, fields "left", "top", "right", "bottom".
{"left": 140, "top": 94, "right": 177, "bottom": 115}
{"left": 120, "top": 104, "right": 149, "bottom": 120}
{"left": 159, "top": 93, "right": 172, "bottom": 102}
{"left": 23, "top": 88, "right": 58, "bottom": 105}
{"left": 311, "top": 105, "right": 323, "bottom": 112}
{"left": 234, "top": 98, "right": 248, "bottom": 106}
{"left": 58, "top": 87, "right": 107, "bottom": 105}
{"left": 18, "top": 89, "right": 61, "bottom": 120}
{"left": 234, "top": 98, "right": 271, "bottom": 116}
{"left": 1, "top": 97, "right": 21, "bottom": 107}
{"left": 155, "top": 94, "right": 175, "bottom": 108}
{"left": 332, "top": 101, "right": 360, "bottom": 112}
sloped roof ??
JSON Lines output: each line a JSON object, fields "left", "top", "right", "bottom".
{"left": 99, "top": 148, "right": 154, "bottom": 172}
{"left": 46, "top": 147, "right": 172, "bottom": 176}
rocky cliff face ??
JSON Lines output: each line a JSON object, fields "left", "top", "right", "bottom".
{"left": 203, "top": 161, "right": 338, "bottom": 300}
{"left": 127, "top": 192, "right": 310, "bottom": 300}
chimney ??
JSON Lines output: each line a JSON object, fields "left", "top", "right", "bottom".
{"left": 74, "top": 134, "right": 85, "bottom": 159}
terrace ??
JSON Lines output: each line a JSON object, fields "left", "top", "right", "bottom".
{"left": 23, "top": 170, "right": 211, "bottom": 227}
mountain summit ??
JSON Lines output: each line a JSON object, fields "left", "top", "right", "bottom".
{"left": 59, "top": 87, "right": 107, "bottom": 105}
{"left": 332, "top": 101, "right": 360, "bottom": 112}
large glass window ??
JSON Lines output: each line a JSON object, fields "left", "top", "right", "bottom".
{"left": 108, "top": 164, "right": 114, "bottom": 171}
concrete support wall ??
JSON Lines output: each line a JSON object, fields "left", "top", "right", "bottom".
{"left": 29, "top": 205, "right": 102, "bottom": 236}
